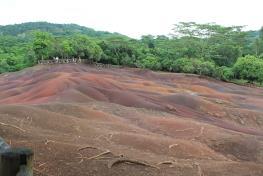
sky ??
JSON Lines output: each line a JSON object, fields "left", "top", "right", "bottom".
{"left": 0, "top": 0, "right": 263, "bottom": 38}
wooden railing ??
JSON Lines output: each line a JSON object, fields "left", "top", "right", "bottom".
{"left": 92, "top": 63, "right": 123, "bottom": 69}
{"left": 38, "top": 58, "right": 124, "bottom": 69}
{"left": 38, "top": 58, "right": 92, "bottom": 64}
{"left": 0, "top": 137, "right": 33, "bottom": 176}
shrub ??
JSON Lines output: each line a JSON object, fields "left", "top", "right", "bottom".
{"left": 161, "top": 58, "right": 174, "bottom": 71}
{"left": 171, "top": 58, "right": 216, "bottom": 76}
{"left": 197, "top": 60, "right": 216, "bottom": 76}
{"left": 233, "top": 55, "right": 263, "bottom": 83}
{"left": 171, "top": 58, "right": 195, "bottom": 73}
{"left": 216, "top": 66, "right": 234, "bottom": 81}
{"left": 138, "top": 55, "right": 161, "bottom": 70}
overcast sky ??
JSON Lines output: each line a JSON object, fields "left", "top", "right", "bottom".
{"left": 1, "top": 0, "right": 262, "bottom": 38}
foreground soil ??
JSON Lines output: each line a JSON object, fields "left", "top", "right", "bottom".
{"left": 0, "top": 64, "right": 263, "bottom": 176}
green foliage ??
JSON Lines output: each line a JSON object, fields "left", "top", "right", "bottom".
{"left": 141, "top": 35, "right": 155, "bottom": 48}
{"left": 172, "top": 22, "right": 246, "bottom": 66}
{"left": 0, "top": 35, "right": 33, "bottom": 73}
{"left": 138, "top": 55, "right": 161, "bottom": 70}
{"left": 0, "top": 22, "right": 263, "bottom": 86}
{"left": 70, "top": 35, "right": 103, "bottom": 61}
{"left": 215, "top": 66, "right": 234, "bottom": 81}
{"left": 99, "top": 36, "right": 140, "bottom": 66}
{"left": 160, "top": 58, "right": 173, "bottom": 71}
{"left": 208, "top": 44, "right": 240, "bottom": 66}
{"left": 32, "top": 33, "right": 103, "bottom": 61}
{"left": 33, "top": 31, "right": 54, "bottom": 60}
{"left": 171, "top": 58, "right": 195, "bottom": 73}
{"left": 0, "top": 58, "right": 10, "bottom": 73}
{"left": 0, "top": 22, "right": 123, "bottom": 38}
{"left": 233, "top": 55, "right": 263, "bottom": 83}
{"left": 170, "top": 58, "right": 216, "bottom": 76}
{"left": 33, "top": 31, "right": 54, "bottom": 59}
{"left": 197, "top": 60, "right": 216, "bottom": 76}
{"left": 61, "top": 39, "right": 74, "bottom": 58}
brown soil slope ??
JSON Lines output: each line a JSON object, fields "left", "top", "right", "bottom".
{"left": 0, "top": 64, "right": 263, "bottom": 176}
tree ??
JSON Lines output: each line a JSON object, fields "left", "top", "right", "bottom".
{"left": 208, "top": 44, "right": 240, "bottom": 66}
{"left": 253, "top": 38, "right": 261, "bottom": 56}
{"left": 61, "top": 39, "right": 74, "bottom": 59}
{"left": 1, "top": 21, "right": 263, "bottom": 85}
{"left": 258, "top": 27, "right": 263, "bottom": 55}
{"left": 71, "top": 35, "right": 103, "bottom": 61}
{"left": 32, "top": 31, "right": 54, "bottom": 60}
{"left": 141, "top": 35, "right": 155, "bottom": 49}
{"left": 99, "top": 36, "right": 140, "bottom": 65}
{"left": 172, "top": 22, "right": 247, "bottom": 66}
{"left": 260, "top": 27, "right": 263, "bottom": 40}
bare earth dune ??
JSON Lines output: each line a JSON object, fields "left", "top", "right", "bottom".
{"left": 0, "top": 64, "right": 263, "bottom": 176}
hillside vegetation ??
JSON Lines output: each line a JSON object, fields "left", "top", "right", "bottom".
{"left": 0, "top": 22, "right": 263, "bottom": 84}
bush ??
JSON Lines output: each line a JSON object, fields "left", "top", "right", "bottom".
{"left": 216, "top": 66, "right": 234, "bottom": 81}
{"left": 161, "top": 58, "right": 173, "bottom": 71}
{"left": 233, "top": 55, "right": 263, "bottom": 83}
{"left": 120, "top": 55, "right": 135, "bottom": 66}
{"left": 138, "top": 55, "right": 161, "bottom": 70}
{"left": 171, "top": 58, "right": 216, "bottom": 76}
{"left": 0, "top": 59, "right": 9, "bottom": 73}
{"left": 197, "top": 60, "right": 216, "bottom": 76}
{"left": 171, "top": 58, "right": 195, "bottom": 73}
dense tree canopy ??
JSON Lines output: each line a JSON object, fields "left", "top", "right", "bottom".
{"left": 33, "top": 31, "right": 54, "bottom": 60}
{"left": 0, "top": 22, "right": 263, "bottom": 85}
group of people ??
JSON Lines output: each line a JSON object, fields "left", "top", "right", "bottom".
{"left": 53, "top": 57, "right": 82, "bottom": 64}
{"left": 38, "top": 57, "right": 83, "bottom": 64}
{"left": 37, "top": 58, "right": 123, "bottom": 69}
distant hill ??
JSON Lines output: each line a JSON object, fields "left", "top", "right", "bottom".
{"left": 0, "top": 22, "right": 125, "bottom": 38}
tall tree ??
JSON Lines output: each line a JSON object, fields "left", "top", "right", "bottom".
{"left": 141, "top": 35, "right": 155, "bottom": 49}
{"left": 32, "top": 31, "right": 54, "bottom": 60}
{"left": 172, "top": 22, "right": 247, "bottom": 66}
{"left": 71, "top": 35, "right": 103, "bottom": 61}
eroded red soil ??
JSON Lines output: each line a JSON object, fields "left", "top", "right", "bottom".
{"left": 0, "top": 64, "right": 263, "bottom": 176}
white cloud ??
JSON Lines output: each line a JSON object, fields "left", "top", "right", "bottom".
{"left": 0, "top": 0, "right": 262, "bottom": 38}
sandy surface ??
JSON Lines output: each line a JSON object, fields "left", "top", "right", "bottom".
{"left": 0, "top": 64, "right": 263, "bottom": 176}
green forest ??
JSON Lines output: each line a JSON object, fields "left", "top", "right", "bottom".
{"left": 1, "top": 22, "right": 263, "bottom": 85}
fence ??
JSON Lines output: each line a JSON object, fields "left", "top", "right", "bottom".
{"left": 92, "top": 63, "right": 123, "bottom": 69}
{"left": 0, "top": 137, "right": 33, "bottom": 176}
{"left": 38, "top": 58, "right": 124, "bottom": 69}
{"left": 38, "top": 58, "right": 92, "bottom": 64}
